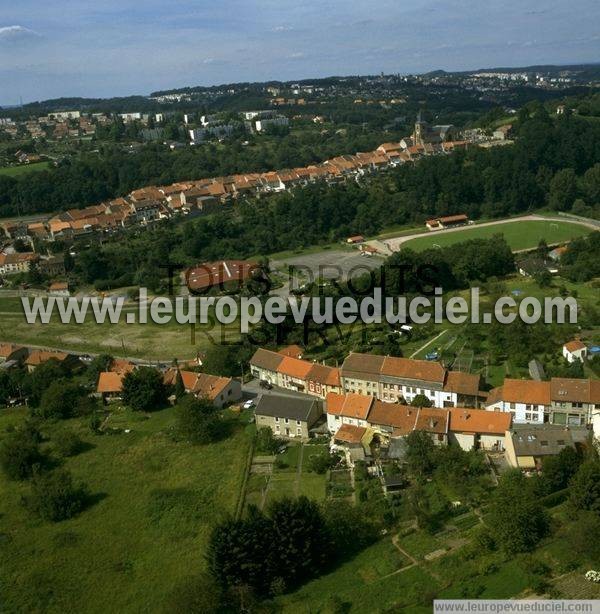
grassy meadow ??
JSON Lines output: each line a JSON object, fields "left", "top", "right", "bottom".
{"left": 0, "top": 406, "right": 253, "bottom": 613}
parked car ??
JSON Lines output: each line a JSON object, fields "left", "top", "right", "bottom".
{"left": 259, "top": 380, "right": 273, "bottom": 390}
{"left": 243, "top": 399, "right": 255, "bottom": 409}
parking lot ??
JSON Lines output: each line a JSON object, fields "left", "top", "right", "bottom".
{"left": 270, "top": 249, "right": 384, "bottom": 295}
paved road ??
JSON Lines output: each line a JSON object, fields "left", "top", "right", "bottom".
{"left": 374, "top": 214, "right": 598, "bottom": 253}
{"left": 242, "top": 378, "right": 315, "bottom": 400}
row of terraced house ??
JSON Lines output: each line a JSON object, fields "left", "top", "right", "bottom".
{"left": 250, "top": 347, "right": 600, "bottom": 430}
{"left": 0, "top": 138, "right": 468, "bottom": 245}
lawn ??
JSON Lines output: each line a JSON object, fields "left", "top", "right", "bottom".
{"left": 402, "top": 220, "right": 590, "bottom": 253}
{"left": 0, "top": 161, "right": 51, "bottom": 176}
{"left": 0, "top": 405, "right": 252, "bottom": 613}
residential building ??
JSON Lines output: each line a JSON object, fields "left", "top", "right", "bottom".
{"left": 367, "top": 400, "right": 449, "bottom": 444}
{"left": 0, "top": 344, "right": 28, "bottom": 364}
{"left": 504, "top": 423, "right": 589, "bottom": 469}
{"left": 0, "top": 252, "right": 38, "bottom": 275}
{"left": 163, "top": 368, "right": 241, "bottom": 408}
{"left": 326, "top": 392, "right": 374, "bottom": 432}
{"left": 563, "top": 340, "right": 587, "bottom": 363}
{"left": 48, "top": 282, "right": 70, "bottom": 297}
{"left": 341, "top": 352, "right": 481, "bottom": 407}
{"left": 254, "top": 394, "right": 322, "bottom": 439}
{"left": 486, "top": 379, "right": 550, "bottom": 423}
{"left": 24, "top": 349, "right": 75, "bottom": 373}
{"left": 486, "top": 377, "right": 600, "bottom": 426}
{"left": 448, "top": 408, "right": 512, "bottom": 451}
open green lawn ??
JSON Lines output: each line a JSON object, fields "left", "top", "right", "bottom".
{"left": 402, "top": 220, "right": 590, "bottom": 253}
{"left": 0, "top": 406, "right": 253, "bottom": 613}
{"left": 0, "top": 161, "right": 51, "bottom": 177}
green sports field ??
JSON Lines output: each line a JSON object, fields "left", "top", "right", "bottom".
{"left": 402, "top": 219, "right": 591, "bottom": 252}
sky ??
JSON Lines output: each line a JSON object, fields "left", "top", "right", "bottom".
{"left": 1, "top": 0, "right": 599, "bottom": 105}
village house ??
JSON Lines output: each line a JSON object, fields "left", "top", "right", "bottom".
{"left": 486, "top": 377, "right": 600, "bottom": 427}
{"left": 249, "top": 348, "right": 342, "bottom": 399}
{"left": 24, "top": 349, "right": 76, "bottom": 373}
{"left": 504, "top": 423, "right": 589, "bottom": 470}
{"left": 340, "top": 352, "right": 482, "bottom": 407}
{"left": 448, "top": 408, "right": 512, "bottom": 452}
{"left": 0, "top": 343, "right": 28, "bottom": 365}
{"left": 425, "top": 214, "right": 470, "bottom": 231}
{"left": 48, "top": 281, "right": 70, "bottom": 297}
{"left": 486, "top": 379, "right": 550, "bottom": 424}
{"left": 97, "top": 371, "right": 127, "bottom": 402}
{"left": 163, "top": 368, "right": 241, "bottom": 408}
{"left": 254, "top": 394, "right": 323, "bottom": 439}
{"left": 367, "top": 401, "right": 449, "bottom": 445}
{"left": 563, "top": 339, "right": 587, "bottom": 363}
{"left": 331, "top": 423, "right": 373, "bottom": 462}
{"left": 326, "top": 392, "right": 374, "bottom": 432}
{"left": 0, "top": 252, "right": 38, "bottom": 276}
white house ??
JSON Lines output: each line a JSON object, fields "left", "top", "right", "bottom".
{"left": 485, "top": 379, "right": 550, "bottom": 424}
{"left": 325, "top": 392, "right": 373, "bottom": 433}
{"left": 563, "top": 340, "right": 587, "bottom": 364}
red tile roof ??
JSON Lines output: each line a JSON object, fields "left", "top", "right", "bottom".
{"left": 334, "top": 423, "right": 367, "bottom": 444}
{"left": 448, "top": 408, "right": 512, "bottom": 435}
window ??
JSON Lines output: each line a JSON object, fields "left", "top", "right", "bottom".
{"left": 285, "top": 418, "right": 289, "bottom": 424}
{"left": 296, "top": 420, "right": 301, "bottom": 425}
{"left": 275, "top": 417, "right": 279, "bottom": 422}
{"left": 296, "top": 428, "right": 301, "bottom": 435}
{"left": 509, "top": 403, "right": 516, "bottom": 410}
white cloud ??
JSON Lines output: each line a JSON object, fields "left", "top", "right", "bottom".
{"left": 0, "top": 25, "right": 39, "bottom": 41}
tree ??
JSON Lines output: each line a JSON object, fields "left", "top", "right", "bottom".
{"left": 549, "top": 168, "right": 577, "bottom": 211}
{"left": 37, "top": 380, "right": 86, "bottom": 419}
{"left": 410, "top": 394, "right": 433, "bottom": 408}
{"left": 174, "top": 369, "right": 186, "bottom": 399}
{"left": 405, "top": 430, "right": 436, "bottom": 477}
{"left": 569, "top": 460, "right": 600, "bottom": 512}
{"left": 0, "top": 426, "right": 45, "bottom": 480}
{"left": 487, "top": 470, "right": 549, "bottom": 554}
{"left": 567, "top": 511, "right": 600, "bottom": 563}
{"left": 175, "top": 395, "right": 225, "bottom": 444}
{"left": 24, "top": 469, "right": 89, "bottom": 522}
{"left": 541, "top": 446, "right": 582, "bottom": 493}
{"left": 122, "top": 367, "right": 168, "bottom": 411}
{"left": 256, "top": 426, "right": 282, "bottom": 454}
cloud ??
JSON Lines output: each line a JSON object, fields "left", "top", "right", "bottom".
{"left": 0, "top": 25, "right": 39, "bottom": 42}
{"left": 272, "top": 25, "right": 293, "bottom": 32}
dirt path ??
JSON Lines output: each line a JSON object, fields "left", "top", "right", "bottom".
{"left": 409, "top": 329, "right": 447, "bottom": 359}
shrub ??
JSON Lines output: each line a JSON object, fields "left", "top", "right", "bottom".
{"left": 53, "top": 430, "right": 84, "bottom": 457}
{"left": 0, "top": 427, "right": 45, "bottom": 480}
{"left": 24, "top": 469, "right": 89, "bottom": 522}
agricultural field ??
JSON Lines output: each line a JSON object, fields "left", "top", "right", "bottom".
{"left": 0, "top": 405, "right": 253, "bottom": 613}
{"left": 401, "top": 219, "right": 591, "bottom": 253}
